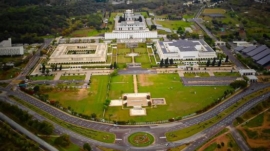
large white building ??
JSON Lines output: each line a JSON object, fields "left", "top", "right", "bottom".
{"left": 156, "top": 39, "right": 217, "bottom": 62}
{"left": 0, "top": 38, "right": 24, "bottom": 56}
{"left": 48, "top": 43, "right": 107, "bottom": 64}
{"left": 105, "top": 9, "right": 158, "bottom": 39}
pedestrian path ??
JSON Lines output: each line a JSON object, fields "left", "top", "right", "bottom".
{"left": 133, "top": 74, "right": 138, "bottom": 93}
{"left": 178, "top": 71, "right": 184, "bottom": 77}
{"left": 85, "top": 72, "right": 92, "bottom": 82}
{"left": 53, "top": 72, "right": 62, "bottom": 80}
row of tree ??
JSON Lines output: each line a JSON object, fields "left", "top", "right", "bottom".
{"left": 160, "top": 58, "right": 174, "bottom": 68}
{"left": 0, "top": 100, "right": 54, "bottom": 135}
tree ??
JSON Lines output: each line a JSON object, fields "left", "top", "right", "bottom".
{"left": 230, "top": 80, "right": 247, "bottom": 89}
{"left": 33, "top": 86, "right": 39, "bottom": 93}
{"left": 218, "top": 59, "right": 222, "bottom": 67}
{"left": 138, "top": 16, "right": 142, "bottom": 22}
{"left": 160, "top": 59, "right": 164, "bottom": 67}
{"left": 54, "top": 64, "right": 57, "bottom": 71}
{"left": 59, "top": 64, "right": 62, "bottom": 71}
{"left": 109, "top": 64, "right": 113, "bottom": 69}
{"left": 113, "top": 62, "right": 117, "bottom": 69}
{"left": 90, "top": 113, "right": 97, "bottom": 119}
{"left": 42, "top": 63, "right": 45, "bottom": 73}
{"left": 206, "top": 59, "right": 210, "bottom": 67}
{"left": 212, "top": 58, "right": 216, "bottom": 66}
{"left": 165, "top": 58, "right": 169, "bottom": 67}
{"left": 54, "top": 134, "right": 71, "bottom": 147}
{"left": 169, "top": 59, "right": 174, "bottom": 65}
{"left": 150, "top": 25, "right": 157, "bottom": 30}
{"left": 46, "top": 68, "right": 50, "bottom": 75}
{"left": 83, "top": 143, "right": 92, "bottom": 151}
{"left": 225, "top": 55, "right": 229, "bottom": 62}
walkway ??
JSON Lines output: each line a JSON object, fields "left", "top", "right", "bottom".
{"left": 54, "top": 72, "right": 62, "bottom": 80}
{"left": 133, "top": 75, "right": 138, "bottom": 93}
{"left": 228, "top": 125, "right": 251, "bottom": 151}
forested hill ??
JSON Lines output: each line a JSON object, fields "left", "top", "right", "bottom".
{"left": 0, "top": 0, "right": 107, "bottom": 44}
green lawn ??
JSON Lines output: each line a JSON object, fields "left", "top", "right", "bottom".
{"left": 128, "top": 132, "right": 154, "bottom": 147}
{"left": 214, "top": 72, "right": 241, "bottom": 77}
{"left": 117, "top": 55, "right": 132, "bottom": 63}
{"left": 155, "top": 20, "right": 193, "bottom": 30}
{"left": 59, "top": 75, "right": 85, "bottom": 80}
{"left": 107, "top": 74, "right": 229, "bottom": 122}
{"left": 117, "top": 48, "right": 131, "bottom": 54}
{"left": 47, "top": 75, "right": 109, "bottom": 116}
{"left": 203, "top": 8, "right": 226, "bottom": 14}
{"left": 69, "top": 28, "right": 105, "bottom": 37}
{"left": 108, "top": 75, "right": 134, "bottom": 99}
{"left": 30, "top": 75, "right": 55, "bottom": 80}
{"left": 135, "top": 55, "right": 150, "bottom": 63}
{"left": 134, "top": 48, "right": 147, "bottom": 53}
{"left": 184, "top": 72, "right": 210, "bottom": 78}
{"left": 245, "top": 113, "right": 264, "bottom": 128}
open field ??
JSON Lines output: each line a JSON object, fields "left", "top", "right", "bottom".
{"left": 198, "top": 133, "right": 240, "bottom": 151}
{"left": 134, "top": 48, "right": 147, "bottom": 53}
{"left": 29, "top": 75, "right": 55, "bottom": 80}
{"left": 117, "top": 55, "right": 132, "bottom": 64}
{"left": 203, "top": 9, "right": 226, "bottom": 14}
{"left": 108, "top": 75, "right": 134, "bottom": 99}
{"left": 69, "top": 28, "right": 105, "bottom": 37}
{"left": 135, "top": 55, "right": 150, "bottom": 63}
{"left": 46, "top": 76, "right": 109, "bottom": 116}
{"left": 59, "top": 75, "right": 85, "bottom": 80}
{"left": 155, "top": 20, "right": 193, "bottom": 30}
{"left": 117, "top": 48, "right": 131, "bottom": 54}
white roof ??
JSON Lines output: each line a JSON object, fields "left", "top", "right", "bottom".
{"left": 239, "top": 69, "right": 256, "bottom": 73}
{"left": 246, "top": 75, "right": 258, "bottom": 80}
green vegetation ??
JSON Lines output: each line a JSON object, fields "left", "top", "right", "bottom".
{"left": 204, "top": 143, "right": 217, "bottom": 151}
{"left": 155, "top": 20, "right": 192, "bottom": 30}
{"left": 10, "top": 96, "right": 115, "bottom": 143}
{"left": 166, "top": 87, "right": 270, "bottom": 141}
{"left": 184, "top": 72, "right": 210, "bottom": 78}
{"left": 128, "top": 132, "right": 154, "bottom": 147}
{"left": 245, "top": 113, "right": 264, "bottom": 128}
{"left": 30, "top": 75, "right": 55, "bottom": 80}
{"left": 41, "top": 136, "right": 82, "bottom": 151}
{"left": 214, "top": 72, "right": 240, "bottom": 77}
{"left": 69, "top": 28, "right": 106, "bottom": 37}
{"left": 0, "top": 121, "right": 40, "bottom": 151}
{"left": 203, "top": 9, "right": 226, "bottom": 14}
{"left": 108, "top": 75, "right": 134, "bottom": 99}
{"left": 59, "top": 75, "right": 86, "bottom": 80}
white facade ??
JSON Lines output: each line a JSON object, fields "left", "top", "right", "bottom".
{"left": 105, "top": 9, "right": 158, "bottom": 40}
{"left": 115, "top": 9, "right": 147, "bottom": 31}
{"left": 239, "top": 69, "right": 256, "bottom": 76}
{"left": 233, "top": 41, "right": 254, "bottom": 47}
{"left": 156, "top": 39, "right": 217, "bottom": 61}
{"left": 48, "top": 43, "right": 107, "bottom": 64}
{"left": 0, "top": 38, "right": 24, "bottom": 56}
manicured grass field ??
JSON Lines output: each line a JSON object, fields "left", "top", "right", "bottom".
{"left": 108, "top": 75, "right": 134, "bottom": 99}
{"left": 59, "top": 75, "right": 85, "bottom": 80}
{"left": 203, "top": 9, "right": 226, "bottom": 14}
{"left": 30, "top": 75, "right": 55, "bottom": 80}
{"left": 117, "top": 48, "right": 131, "bottom": 54}
{"left": 155, "top": 20, "right": 193, "bottom": 30}
{"left": 47, "top": 75, "right": 109, "bottom": 116}
{"left": 128, "top": 132, "right": 154, "bottom": 147}
{"left": 117, "top": 55, "right": 132, "bottom": 63}
{"left": 134, "top": 48, "right": 147, "bottom": 53}
{"left": 214, "top": 72, "right": 241, "bottom": 77}
{"left": 184, "top": 72, "right": 210, "bottom": 78}
{"left": 135, "top": 55, "right": 150, "bottom": 63}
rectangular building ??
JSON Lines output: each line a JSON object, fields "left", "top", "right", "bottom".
{"left": 0, "top": 38, "right": 24, "bottom": 56}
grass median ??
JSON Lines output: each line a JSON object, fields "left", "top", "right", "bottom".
{"left": 166, "top": 87, "right": 270, "bottom": 142}
{"left": 10, "top": 96, "right": 115, "bottom": 143}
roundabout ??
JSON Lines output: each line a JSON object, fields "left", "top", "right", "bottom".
{"left": 128, "top": 132, "right": 155, "bottom": 147}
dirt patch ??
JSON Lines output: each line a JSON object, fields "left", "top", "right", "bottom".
{"left": 77, "top": 89, "right": 88, "bottom": 100}
{"left": 137, "top": 74, "right": 153, "bottom": 86}
{"left": 198, "top": 133, "right": 235, "bottom": 151}
{"left": 257, "top": 75, "right": 270, "bottom": 82}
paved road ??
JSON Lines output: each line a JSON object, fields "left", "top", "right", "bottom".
{"left": 0, "top": 112, "right": 58, "bottom": 151}
{"left": 118, "top": 67, "right": 157, "bottom": 75}
{"left": 1, "top": 82, "right": 269, "bottom": 150}
{"left": 228, "top": 125, "right": 251, "bottom": 151}
{"left": 181, "top": 77, "right": 237, "bottom": 86}
{"left": 220, "top": 46, "right": 245, "bottom": 69}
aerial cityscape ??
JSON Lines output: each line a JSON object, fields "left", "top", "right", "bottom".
{"left": 0, "top": 0, "right": 270, "bottom": 151}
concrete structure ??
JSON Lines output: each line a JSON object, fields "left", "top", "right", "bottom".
{"left": 246, "top": 75, "right": 258, "bottom": 83}
{"left": 215, "top": 41, "right": 226, "bottom": 46}
{"left": 105, "top": 9, "right": 157, "bottom": 39}
{"left": 48, "top": 43, "right": 107, "bottom": 64}
{"left": 233, "top": 41, "right": 254, "bottom": 47}
{"left": 239, "top": 69, "right": 256, "bottom": 76}
{"left": 156, "top": 39, "right": 217, "bottom": 63}
{"left": 0, "top": 38, "right": 24, "bottom": 56}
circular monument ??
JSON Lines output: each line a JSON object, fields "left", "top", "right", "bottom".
{"left": 128, "top": 132, "right": 154, "bottom": 147}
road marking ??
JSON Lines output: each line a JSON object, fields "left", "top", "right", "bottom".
{"left": 160, "top": 136, "right": 166, "bottom": 139}
{"left": 115, "top": 138, "right": 122, "bottom": 141}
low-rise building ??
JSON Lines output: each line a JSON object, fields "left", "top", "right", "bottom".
{"left": 0, "top": 38, "right": 24, "bottom": 56}
{"left": 156, "top": 39, "right": 217, "bottom": 64}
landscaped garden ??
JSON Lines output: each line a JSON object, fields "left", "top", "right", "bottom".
{"left": 128, "top": 132, "right": 154, "bottom": 147}
{"left": 59, "top": 75, "right": 86, "bottom": 80}
{"left": 214, "top": 72, "right": 240, "bottom": 77}
{"left": 184, "top": 72, "right": 210, "bottom": 78}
